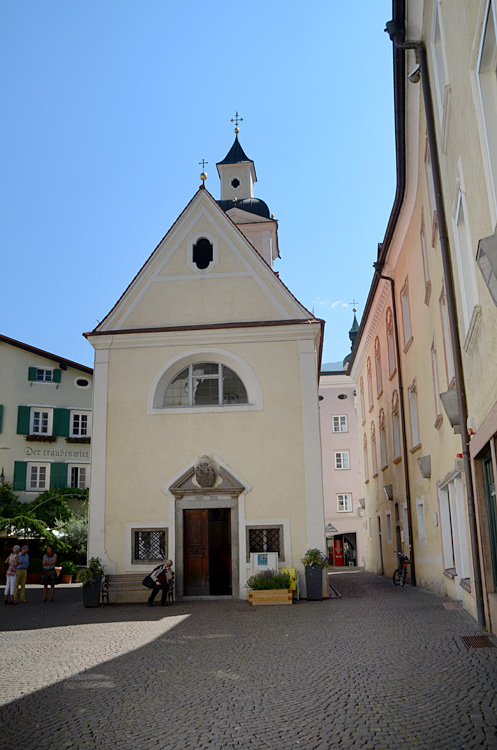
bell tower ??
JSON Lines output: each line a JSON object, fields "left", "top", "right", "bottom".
{"left": 216, "top": 112, "right": 257, "bottom": 203}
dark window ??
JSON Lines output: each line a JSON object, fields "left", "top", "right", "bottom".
{"left": 193, "top": 237, "right": 213, "bottom": 270}
{"left": 134, "top": 530, "right": 166, "bottom": 562}
{"left": 249, "top": 528, "right": 281, "bottom": 556}
{"left": 231, "top": 178, "right": 240, "bottom": 188}
{"left": 76, "top": 378, "right": 90, "bottom": 388}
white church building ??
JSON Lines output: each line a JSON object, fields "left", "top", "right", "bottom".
{"left": 85, "top": 126, "right": 326, "bottom": 599}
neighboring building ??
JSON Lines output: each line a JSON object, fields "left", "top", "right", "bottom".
{"left": 0, "top": 334, "right": 93, "bottom": 501}
{"left": 319, "top": 313, "right": 365, "bottom": 568}
{"left": 349, "top": 0, "right": 481, "bottom": 628}
{"left": 405, "top": 0, "right": 497, "bottom": 635}
{"left": 84, "top": 128, "right": 326, "bottom": 599}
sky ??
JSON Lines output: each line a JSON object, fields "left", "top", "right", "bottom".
{"left": 1, "top": 1, "right": 396, "bottom": 370}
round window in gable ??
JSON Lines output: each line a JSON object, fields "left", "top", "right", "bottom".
{"left": 338, "top": 394, "right": 348, "bottom": 400}
{"left": 74, "top": 377, "right": 91, "bottom": 389}
{"left": 231, "top": 178, "right": 240, "bottom": 189}
{"left": 193, "top": 237, "right": 214, "bottom": 270}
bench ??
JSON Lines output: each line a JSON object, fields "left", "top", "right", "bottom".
{"left": 102, "top": 572, "right": 175, "bottom": 605}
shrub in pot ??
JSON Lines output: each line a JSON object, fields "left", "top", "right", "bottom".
{"left": 246, "top": 569, "right": 292, "bottom": 605}
{"left": 60, "top": 560, "right": 77, "bottom": 583}
{"left": 301, "top": 548, "right": 329, "bottom": 601}
{"left": 76, "top": 557, "right": 105, "bottom": 607}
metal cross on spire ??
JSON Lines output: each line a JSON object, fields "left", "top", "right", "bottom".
{"left": 199, "top": 159, "right": 208, "bottom": 170}
{"left": 350, "top": 299, "right": 358, "bottom": 312}
{"left": 231, "top": 111, "right": 243, "bottom": 133}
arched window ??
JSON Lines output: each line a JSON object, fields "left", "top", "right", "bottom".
{"left": 375, "top": 337, "right": 383, "bottom": 398}
{"left": 164, "top": 362, "right": 248, "bottom": 407}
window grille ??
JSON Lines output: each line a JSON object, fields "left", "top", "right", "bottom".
{"left": 134, "top": 530, "right": 166, "bottom": 561}
{"left": 249, "top": 528, "right": 281, "bottom": 556}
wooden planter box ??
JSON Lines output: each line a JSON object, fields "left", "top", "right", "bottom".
{"left": 248, "top": 589, "right": 293, "bottom": 606}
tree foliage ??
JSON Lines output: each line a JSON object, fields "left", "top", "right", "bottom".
{"left": 0, "top": 484, "right": 88, "bottom": 553}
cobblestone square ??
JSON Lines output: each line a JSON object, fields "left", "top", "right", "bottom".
{"left": 1, "top": 572, "right": 496, "bottom": 749}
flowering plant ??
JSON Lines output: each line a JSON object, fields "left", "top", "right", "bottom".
{"left": 65, "top": 437, "right": 91, "bottom": 444}
{"left": 76, "top": 556, "right": 105, "bottom": 586}
{"left": 246, "top": 569, "right": 291, "bottom": 590}
{"left": 301, "top": 548, "right": 329, "bottom": 569}
{"left": 25, "top": 435, "right": 57, "bottom": 443}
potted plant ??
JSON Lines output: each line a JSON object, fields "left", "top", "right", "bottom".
{"left": 301, "top": 548, "right": 329, "bottom": 601}
{"left": 59, "top": 560, "right": 77, "bottom": 583}
{"left": 246, "top": 569, "right": 293, "bottom": 606}
{"left": 26, "top": 557, "right": 43, "bottom": 584}
{"left": 76, "top": 557, "right": 105, "bottom": 607}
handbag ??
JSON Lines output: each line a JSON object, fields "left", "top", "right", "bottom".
{"left": 142, "top": 575, "right": 155, "bottom": 589}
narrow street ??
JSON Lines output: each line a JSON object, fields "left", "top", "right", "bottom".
{"left": 1, "top": 572, "right": 496, "bottom": 749}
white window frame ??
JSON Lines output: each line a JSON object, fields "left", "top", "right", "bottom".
{"left": 420, "top": 215, "right": 431, "bottom": 305}
{"left": 34, "top": 368, "right": 55, "bottom": 383}
{"left": 363, "top": 434, "right": 369, "bottom": 483}
{"left": 29, "top": 407, "right": 53, "bottom": 436}
{"left": 380, "top": 424, "right": 388, "bottom": 470}
{"left": 408, "top": 380, "right": 421, "bottom": 451}
{"left": 425, "top": 138, "right": 439, "bottom": 244}
{"left": 70, "top": 411, "right": 92, "bottom": 438}
{"left": 392, "top": 392, "right": 401, "bottom": 462}
{"left": 385, "top": 510, "right": 393, "bottom": 544}
{"left": 68, "top": 464, "right": 90, "bottom": 489}
{"left": 367, "top": 358, "right": 374, "bottom": 410}
{"left": 453, "top": 187, "right": 479, "bottom": 334}
{"left": 386, "top": 308, "right": 396, "bottom": 379}
{"left": 431, "top": 341, "right": 443, "bottom": 428}
{"left": 400, "top": 281, "right": 413, "bottom": 351}
{"left": 477, "top": 0, "right": 497, "bottom": 220}
{"left": 334, "top": 451, "right": 350, "bottom": 470}
{"left": 432, "top": 1, "right": 450, "bottom": 125}
{"left": 332, "top": 415, "right": 348, "bottom": 433}
{"left": 337, "top": 493, "right": 352, "bottom": 513}
{"left": 416, "top": 497, "right": 427, "bottom": 546}
{"left": 371, "top": 423, "right": 378, "bottom": 477}
{"left": 27, "top": 462, "right": 50, "bottom": 491}
{"left": 360, "top": 377, "right": 366, "bottom": 424}
{"left": 440, "top": 287, "right": 455, "bottom": 385}
{"left": 375, "top": 338, "right": 383, "bottom": 397}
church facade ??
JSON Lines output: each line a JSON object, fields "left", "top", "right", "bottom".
{"left": 85, "top": 131, "right": 326, "bottom": 599}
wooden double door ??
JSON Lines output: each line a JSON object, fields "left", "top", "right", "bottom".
{"left": 183, "top": 508, "right": 232, "bottom": 596}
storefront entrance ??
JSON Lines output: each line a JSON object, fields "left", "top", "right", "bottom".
{"left": 183, "top": 508, "right": 232, "bottom": 596}
{"left": 327, "top": 533, "right": 357, "bottom": 566}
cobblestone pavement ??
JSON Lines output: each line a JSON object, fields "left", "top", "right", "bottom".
{"left": 1, "top": 573, "right": 496, "bottom": 750}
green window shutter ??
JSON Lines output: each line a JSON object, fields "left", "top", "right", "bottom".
{"left": 50, "top": 462, "right": 68, "bottom": 489}
{"left": 53, "top": 408, "right": 70, "bottom": 437}
{"left": 53, "top": 369, "right": 61, "bottom": 383}
{"left": 13, "top": 462, "right": 27, "bottom": 491}
{"left": 0, "top": 405, "right": 3, "bottom": 433}
{"left": 28, "top": 367, "right": 37, "bottom": 381}
{"left": 17, "top": 405, "right": 30, "bottom": 435}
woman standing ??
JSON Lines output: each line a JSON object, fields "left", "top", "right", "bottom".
{"left": 41, "top": 545, "right": 58, "bottom": 602}
{"left": 4, "top": 545, "right": 20, "bottom": 604}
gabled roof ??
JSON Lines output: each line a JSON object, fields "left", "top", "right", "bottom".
{"left": 0, "top": 333, "right": 93, "bottom": 374}
{"left": 87, "top": 186, "right": 315, "bottom": 333}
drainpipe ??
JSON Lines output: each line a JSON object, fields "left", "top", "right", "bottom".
{"left": 386, "top": 23, "right": 485, "bottom": 627}
{"left": 373, "top": 265, "right": 416, "bottom": 586}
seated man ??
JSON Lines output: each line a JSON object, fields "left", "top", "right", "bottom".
{"left": 148, "top": 559, "right": 173, "bottom": 607}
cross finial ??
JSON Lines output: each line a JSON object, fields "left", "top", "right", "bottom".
{"left": 350, "top": 299, "right": 358, "bottom": 313}
{"left": 230, "top": 111, "right": 243, "bottom": 133}
{"left": 199, "top": 159, "right": 208, "bottom": 170}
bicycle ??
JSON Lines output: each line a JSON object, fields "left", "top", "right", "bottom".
{"left": 392, "top": 551, "right": 410, "bottom": 586}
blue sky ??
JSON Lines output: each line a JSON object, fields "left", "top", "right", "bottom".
{"left": 1, "top": 1, "right": 396, "bottom": 369}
